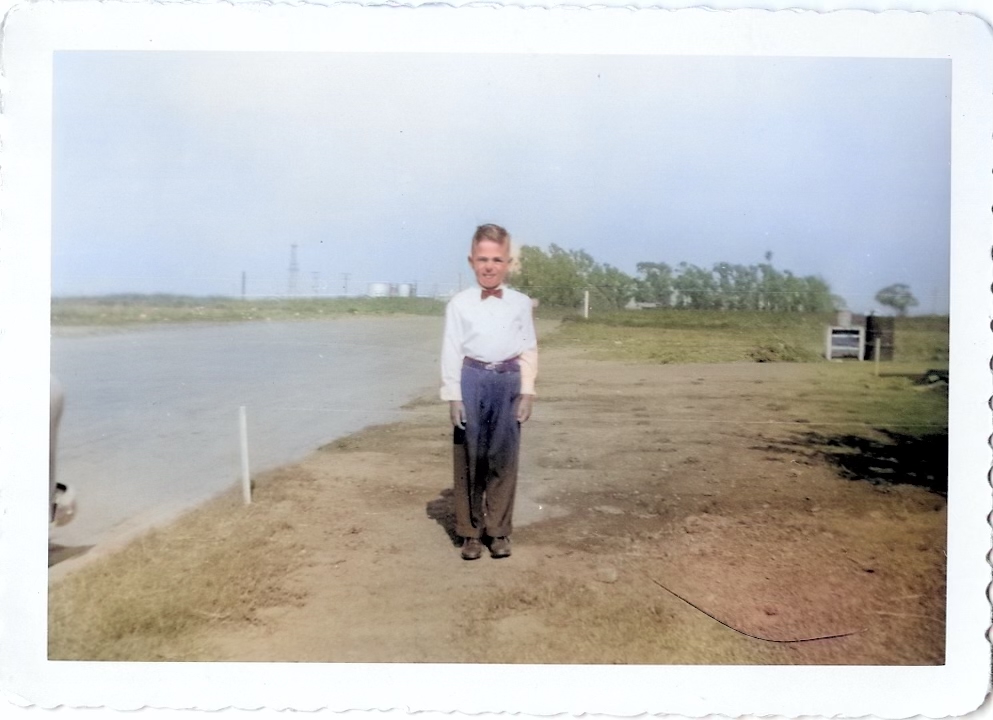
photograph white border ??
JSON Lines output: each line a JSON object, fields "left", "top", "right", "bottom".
{"left": 1, "top": 1, "right": 989, "bottom": 717}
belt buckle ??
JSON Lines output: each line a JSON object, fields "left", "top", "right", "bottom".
{"left": 484, "top": 362, "right": 498, "bottom": 371}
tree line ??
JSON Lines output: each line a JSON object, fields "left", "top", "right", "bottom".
{"left": 512, "top": 245, "right": 839, "bottom": 312}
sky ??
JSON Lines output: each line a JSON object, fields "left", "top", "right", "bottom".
{"left": 52, "top": 52, "right": 951, "bottom": 313}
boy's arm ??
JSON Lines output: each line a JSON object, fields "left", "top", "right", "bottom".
{"left": 518, "top": 296, "right": 539, "bottom": 396}
{"left": 516, "top": 299, "right": 538, "bottom": 423}
{"left": 516, "top": 348, "right": 537, "bottom": 422}
{"left": 449, "top": 400, "right": 466, "bottom": 428}
{"left": 518, "top": 348, "right": 538, "bottom": 396}
{"left": 515, "top": 393, "right": 534, "bottom": 423}
{"left": 440, "top": 298, "right": 463, "bottom": 403}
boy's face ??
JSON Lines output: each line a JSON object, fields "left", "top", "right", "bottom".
{"left": 468, "top": 239, "right": 511, "bottom": 290}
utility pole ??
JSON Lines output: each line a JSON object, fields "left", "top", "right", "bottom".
{"left": 342, "top": 272, "right": 350, "bottom": 297}
{"left": 288, "top": 244, "right": 299, "bottom": 297}
{"left": 311, "top": 271, "right": 321, "bottom": 296}
{"left": 241, "top": 271, "right": 246, "bottom": 300}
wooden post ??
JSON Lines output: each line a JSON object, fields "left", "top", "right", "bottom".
{"left": 239, "top": 406, "right": 251, "bottom": 504}
{"left": 874, "top": 338, "right": 881, "bottom": 377}
{"left": 583, "top": 290, "right": 590, "bottom": 319}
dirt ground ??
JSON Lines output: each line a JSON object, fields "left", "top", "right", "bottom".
{"left": 182, "top": 347, "right": 946, "bottom": 664}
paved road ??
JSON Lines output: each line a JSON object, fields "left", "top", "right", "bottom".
{"left": 50, "top": 317, "right": 442, "bottom": 549}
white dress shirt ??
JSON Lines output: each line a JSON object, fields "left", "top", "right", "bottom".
{"left": 440, "top": 285, "right": 538, "bottom": 402}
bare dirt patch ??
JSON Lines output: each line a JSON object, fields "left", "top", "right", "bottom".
{"left": 125, "top": 349, "right": 945, "bottom": 665}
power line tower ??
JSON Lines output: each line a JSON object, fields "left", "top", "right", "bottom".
{"left": 288, "top": 244, "right": 299, "bottom": 297}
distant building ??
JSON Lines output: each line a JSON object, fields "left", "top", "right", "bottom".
{"left": 367, "top": 281, "right": 419, "bottom": 298}
{"left": 625, "top": 298, "right": 659, "bottom": 310}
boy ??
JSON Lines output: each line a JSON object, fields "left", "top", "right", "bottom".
{"left": 441, "top": 224, "right": 538, "bottom": 560}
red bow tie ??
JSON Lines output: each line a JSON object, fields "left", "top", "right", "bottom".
{"left": 481, "top": 288, "right": 503, "bottom": 300}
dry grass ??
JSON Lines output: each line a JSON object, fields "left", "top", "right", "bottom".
{"left": 48, "top": 467, "right": 315, "bottom": 660}
{"left": 52, "top": 295, "right": 444, "bottom": 326}
{"left": 467, "top": 569, "right": 761, "bottom": 665}
{"left": 894, "top": 316, "right": 950, "bottom": 363}
{"left": 544, "top": 310, "right": 948, "bottom": 365}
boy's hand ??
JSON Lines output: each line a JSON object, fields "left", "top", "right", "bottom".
{"left": 449, "top": 401, "right": 466, "bottom": 428}
{"left": 515, "top": 394, "right": 534, "bottom": 423}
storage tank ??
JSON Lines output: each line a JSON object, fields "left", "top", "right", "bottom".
{"left": 865, "top": 315, "right": 895, "bottom": 361}
{"left": 367, "top": 282, "right": 390, "bottom": 298}
{"left": 396, "top": 283, "right": 414, "bottom": 298}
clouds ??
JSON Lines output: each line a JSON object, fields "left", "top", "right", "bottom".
{"left": 53, "top": 52, "right": 950, "bottom": 311}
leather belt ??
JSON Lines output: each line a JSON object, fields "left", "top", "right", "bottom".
{"left": 463, "top": 356, "right": 520, "bottom": 373}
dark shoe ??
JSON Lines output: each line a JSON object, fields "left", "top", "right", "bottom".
{"left": 489, "top": 536, "right": 512, "bottom": 559}
{"left": 461, "top": 537, "right": 483, "bottom": 561}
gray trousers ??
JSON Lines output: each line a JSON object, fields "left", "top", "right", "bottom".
{"left": 453, "top": 364, "right": 521, "bottom": 539}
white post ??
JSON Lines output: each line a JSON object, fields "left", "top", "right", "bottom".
{"left": 583, "top": 289, "right": 590, "bottom": 319}
{"left": 239, "top": 406, "right": 251, "bottom": 504}
{"left": 874, "top": 338, "right": 881, "bottom": 376}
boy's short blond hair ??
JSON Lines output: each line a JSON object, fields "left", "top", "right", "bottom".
{"left": 472, "top": 224, "right": 510, "bottom": 249}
